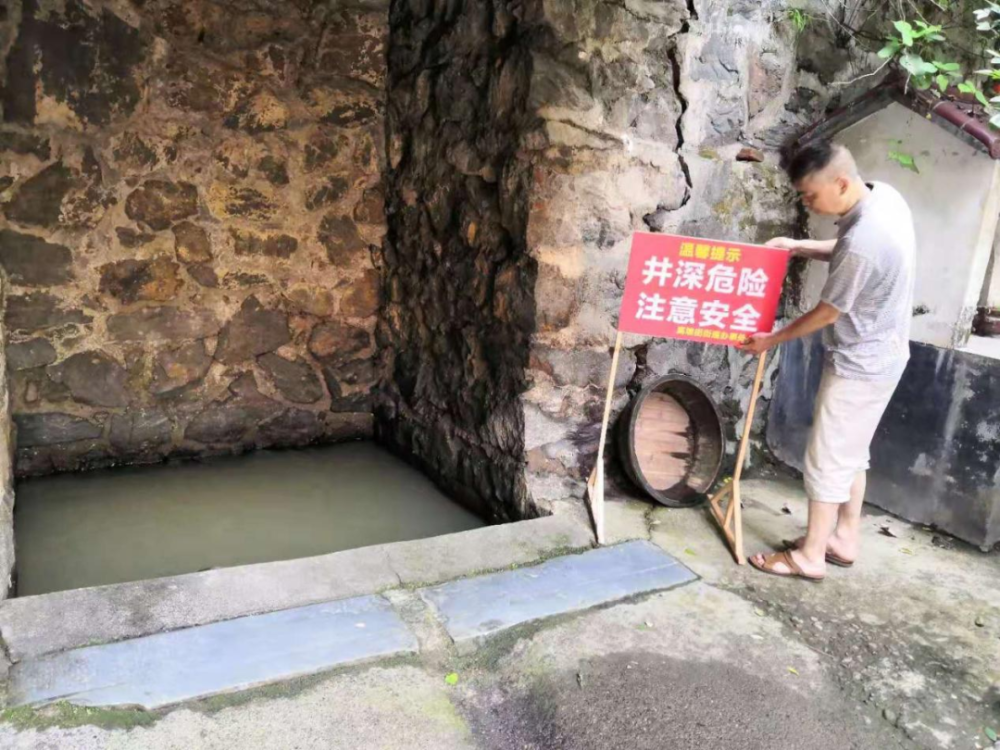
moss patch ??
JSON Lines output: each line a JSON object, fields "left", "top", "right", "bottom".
{"left": 0, "top": 702, "right": 158, "bottom": 732}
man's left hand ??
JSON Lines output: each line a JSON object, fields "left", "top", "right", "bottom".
{"left": 742, "top": 333, "right": 777, "bottom": 355}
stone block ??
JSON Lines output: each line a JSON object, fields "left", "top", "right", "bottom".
{"left": 172, "top": 222, "right": 213, "bottom": 264}
{"left": 187, "top": 264, "right": 220, "bottom": 288}
{"left": 99, "top": 258, "right": 183, "bottom": 304}
{"left": 7, "top": 339, "right": 57, "bottom": 371}
{"left": 258, "top": 354, "right": 324, "bottom": 404}
{"left": 257, "top": 156, "right": 289, "bottom": 186}
{"left": 5, "top": 293, "right": 91, "bottom": 333}
{"left": 0, "top": 130, "right": 51, "bottom": 159}
{"left": 257, "top": 408, "right": 323, "bottom": 445}
{"left": 208, "top": 184, "right": 276, "bottom": 221}
{"left": 318, "top": 12, "right": 387, "bottom": 87}
{"left": 14, "top": 413, "right": 103, "bottom": 447}
{"left": 304, "top": 134, "right": 349, "bottom": 172}
{"left": 116, "top": 227, "right": 157, "bottom": 248}
{"left": 230, "top": 230, "right": 298, "bottom": 259}
{"left": 354, "top": 186, "right": 385, "bottom": 224}
{"left": 125, "top": 180, "right": 199, "bottom": 231}
{"left": 109, "top": 409, "right": 173, "bottom": 451}
{"left": 151, "top": 341, "right": 213, "bottom": 396}
{"left": 107, "top": 307, "right": 221, "bottom": 343}
{"left": 215, "top": 296, "right": 291, "bottom": 364}
{"left": 306, "top": 177, "right": 351, "bottom": 211}
{"left": 308, "top": 321, "right": 372, "bottom": 364}
{"left": 112, "top": 132, "right": 159, "bottom": 170}
{"left": 318, "top": 215, "right": 367, "bottom": 265}
{"left": 184, "top": 404, "right": 252, "bottom": 444}
{"left": 3, "top": 162, "right": 76, "bottom": 227}
{"left": 748, "top": 49, "right": 788, "bottom": 119}
{"left": 535, "top": 262, "right": 578, "bottom": 332}
{"left": 48, "top": 351, "right": 129, "bottom": 408}
{"left": 531, "top": 345, "right": 637, "bottom": 388}
{"left": 286, "top": 286, "right": 336, "bottom": 317}
{"left": 0, "top": 230, "right": 74, "bottom": 286}
{"left": 339, "top": 270, "right": 380, "bottom": 318}
{"left": 1, "top": 0, "right": 146, "bottom": 127}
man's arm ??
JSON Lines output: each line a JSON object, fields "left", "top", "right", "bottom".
{"left": 766, "top": 237, "right": 837, "bottom": 262}
{"left": 742, "top": 302, "right": 840, "bottom": 355}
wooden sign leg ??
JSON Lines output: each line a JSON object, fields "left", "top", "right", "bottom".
{"left": 708, "top": 352, "right": 768, "bottom": 565}
{"left": 586, "top": 330, "right": 624, "bottom": 545}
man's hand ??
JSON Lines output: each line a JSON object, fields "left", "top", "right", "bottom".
{"left": 765, "top": 237, "right": 800, "bottom": 256}
{"left": 741, "top": 333, "right": 777, "bottom": 355}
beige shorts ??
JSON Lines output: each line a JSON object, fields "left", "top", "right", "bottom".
{"left": 803, "top": 368, "right": 900, "bottom": 504}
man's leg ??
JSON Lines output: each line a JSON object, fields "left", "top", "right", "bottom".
{"left": 793, "top": 470, "right": 865, "bottom": 561}
{"left": 797, "top": 499, "right": 839, "bottom": 571}
{"left": 830, "top": 470, "right": 865, "bottom": 562}
{"left": 751, "top": 369, "right": 852, "bottom": 578}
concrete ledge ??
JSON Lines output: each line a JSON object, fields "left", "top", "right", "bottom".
{"left": 0, "top": 513, "right": 592, "bottom": 662}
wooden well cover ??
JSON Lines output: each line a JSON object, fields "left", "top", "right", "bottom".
{"left": 617, "top": 375, "right": 725, "bottom": 507}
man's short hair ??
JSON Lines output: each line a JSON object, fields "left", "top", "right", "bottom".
{"left": 782, "top": 139, "right": 839, "bottom": 183}
{"left": 782, "top": 139, "right": 861, "bottom": 186}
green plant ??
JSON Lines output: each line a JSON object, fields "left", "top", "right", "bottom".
{"left": 887, "top": 150, "right": 920, "bottom": 173}
{"left": 788, "top": 8, "right": 811, "bottom": 34}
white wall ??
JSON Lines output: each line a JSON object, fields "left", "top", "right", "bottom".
{"left": 800, "top": 102, "right": 1000, "bottom": 349}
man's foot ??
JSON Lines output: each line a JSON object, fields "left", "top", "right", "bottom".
{"left": 749, "top": 549, "right": 825, "bottom": 581}
{"left": 785, "top": 533, "right": 858, "bottom": 567}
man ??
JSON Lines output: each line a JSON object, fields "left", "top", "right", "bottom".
{"left": 743, "top": 139, "right": 915, "bottom": 581}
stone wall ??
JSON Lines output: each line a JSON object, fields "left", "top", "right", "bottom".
{"left": 378, "top": 0, "right": 852, "bottom": 519}
{"left": 378, "top": 0, "right": 539, "bottom": 522}
{"left": 519, "top": 0, "right": 847, "bottom": 510}
{"left": 0, "top": 0, "right": 387, "bottom": 476}
{"left": 0, "top": 279, "right": 12, "bottom": 599}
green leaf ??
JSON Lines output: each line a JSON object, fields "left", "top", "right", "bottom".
{"left": 893, "top": 20, "right": 914, "bottom": 45}
{"left": 888, "top": 150, "right": 919, "bottom": 174}
{"left": 445, "top": 672, "right": 459, "bottom": 685}
{"left": 900, "top": 54, "right": 936, "bottom": 77}
{"left": 937, "top": 75, "right": 949, "bottom": 92}
{"left": 878, "top": 43, "right": 900, "bottom": 59}
{"left": 977, "top": 90, "right": 991, "bottom": 106}
{"left": 935, "top": 62, "right": 960, "bottom": 72}
{"left": 990, "top": 112, "right": 1000, "bottom": 128}
{"left": 985, "top": 727, "right": 998, "bottom": 742}
{"left": 959, "top": 81, "right": 976, "bottom": 94}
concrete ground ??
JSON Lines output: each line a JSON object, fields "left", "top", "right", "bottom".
{"left": 1, "top": 472, "right": 997, "bottom": 750}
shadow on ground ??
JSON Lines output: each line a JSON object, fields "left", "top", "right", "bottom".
{"left": 462, "top": 652, "right": 908, "bottom": 750}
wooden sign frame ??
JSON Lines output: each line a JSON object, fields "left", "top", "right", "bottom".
{"left": 586, "top": 337, "right": 769, "bottom": 565}
{"left": 706, "top": 351, "right": 768, "bottom": 565}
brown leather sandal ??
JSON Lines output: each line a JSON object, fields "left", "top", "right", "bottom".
{"left": 749, "top": 550, "right": 825, "bottom": 581}
{"left": 781, "top": 539, "right": 854, "bottom": 568}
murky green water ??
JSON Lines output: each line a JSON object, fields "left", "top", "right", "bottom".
{"left": 14, "top": 442, "right": 484, "bottom": 597}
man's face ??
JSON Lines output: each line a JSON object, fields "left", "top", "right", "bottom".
{"left": 795, "top": 172, "right": 847, "bottom": 216}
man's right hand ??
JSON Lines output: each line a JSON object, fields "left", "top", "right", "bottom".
{"left": 765, "top": 237, "right": 799, "bottom": 254}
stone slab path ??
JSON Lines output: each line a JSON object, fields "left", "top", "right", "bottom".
{"left": 420, "top": 540, "right": 696, "bottom": 641}
{"left": 9, "top": 541, "right": 695, "bottom": 710}
{"left": 11, "top": 595, "right": 417, "bottom": 710}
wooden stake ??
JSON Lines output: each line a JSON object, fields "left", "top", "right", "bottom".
{"left": 586, "top": 329, "right": 624, "bottom": 545}
{"left": 708, "top": 352, "right": 768, "bottom": 565}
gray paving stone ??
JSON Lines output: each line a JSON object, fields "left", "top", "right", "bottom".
{"left": 420, "top": 540, "right": 697, "bottom": 642}
{"left": 10, "top": 595, "right": 417, "bottom": 709}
